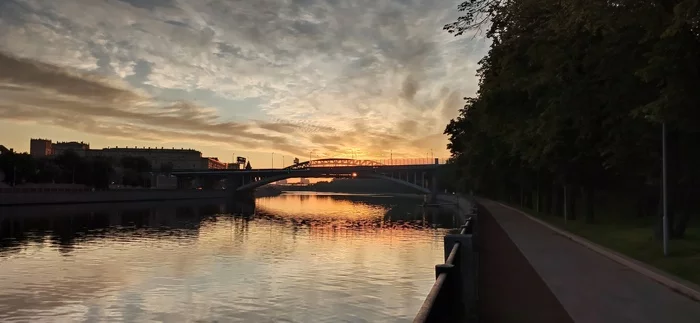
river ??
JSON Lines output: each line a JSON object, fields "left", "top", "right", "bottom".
{"left": 0, "top": 191, "right": 460, "bottom": 322}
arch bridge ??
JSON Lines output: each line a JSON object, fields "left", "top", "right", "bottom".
{"left": 172, "top": 158, "right": 442, "bottom": 198}
{"left": 284, "top": 158, "right": 384, "bottom": 170}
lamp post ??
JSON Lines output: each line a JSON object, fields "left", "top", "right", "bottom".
{"left": 662, "top": 122, "right": 668, "bottom": 256}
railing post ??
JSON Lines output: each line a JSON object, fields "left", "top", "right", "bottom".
{"left": 444, "top": 233, "right": 476, "bottom": 322}
{"left": 431, "top": 264, "right": 457, "bottom": 322}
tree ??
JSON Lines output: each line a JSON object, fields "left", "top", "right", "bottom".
{"left": 444, "top": 0, "right": 700, "bottom": 233}
{"left": 245, "top": 161, "right": 252, "bottom": 170}
{"left": 0, "top": 151, "right": 36, "bottom": 186}
{"left": 54, "top": 150, "right": 82, "bottom": 184}
{"left": 91, "top": 157, "right": 113, "bottom": 189}
{"left": 35, "top": 158, "right": 61, "bottom": 183}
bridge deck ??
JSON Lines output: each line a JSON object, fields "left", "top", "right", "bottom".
{"left": 478, "top": 199, "right": 700, "bottom": 323}
{"left": 172, "top": 164, "right": 439, "bottom": 175}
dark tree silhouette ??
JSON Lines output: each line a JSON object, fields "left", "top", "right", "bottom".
{"left": 444, "top": 0, "right": 700, "bottom": 236}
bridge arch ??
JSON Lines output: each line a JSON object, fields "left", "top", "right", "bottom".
{"left": 284, "top": 158, "right": 384, "bottom": 170}
{"left": 235, "top": 172, "right": 431, "bottom": 194}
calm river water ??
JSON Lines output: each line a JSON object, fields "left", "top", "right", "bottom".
{"left": 0, "top": 192, "right": 459, "bottom": 322}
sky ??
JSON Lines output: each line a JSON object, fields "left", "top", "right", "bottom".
{"left": 0, "top": 0, "right": 488, "bottom": 168}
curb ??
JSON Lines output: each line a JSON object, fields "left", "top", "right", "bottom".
{"left": 494, "top": 200, "right": 700, "bottom": 303}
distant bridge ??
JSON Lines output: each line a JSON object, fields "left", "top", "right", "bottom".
{"left": 172, "top": 158, "right": 443, "bottom": 197}
{"left": 284, "top": 158, "right": 384, "bottom": 170}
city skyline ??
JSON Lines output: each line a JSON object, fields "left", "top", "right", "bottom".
{"left": 9, "top": 137, "right": 442, "bottom": 170}
{"left": 0, "top": 0, "right": 488, "bottom": 168}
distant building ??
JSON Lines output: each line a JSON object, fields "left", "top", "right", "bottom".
{"left": 53, "top": 141, "right": 90, "bottom": 157}
{"left": 89, "top": 147, "right": 218, "bottom": 170}
{"left": 30, "top": 139, "right": 90, "bottom": 157}
{"left": 299, "top": 178, "right": 310, "bottom": 184}
{"left": 30, "top": 139, "right": 52, "bottom": 157}
{"left": 0, "top": 145, "right": 12, "bottom": 155}
{"left": 227, "top": 163, "right": 241, "bottom": 169}
{"left": 201, "top": 157, "right": 227, "bottom": 170}
{"left": 27, "top": 139, "right": 226, "bottom": 170}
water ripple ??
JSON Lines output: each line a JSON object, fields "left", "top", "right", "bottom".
{"left": 0, "top": 193, "right": 455, "bottom": 322}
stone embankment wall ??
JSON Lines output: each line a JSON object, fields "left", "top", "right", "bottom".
{"left": 0, "top": 189, "right": 230, "bottom": 206}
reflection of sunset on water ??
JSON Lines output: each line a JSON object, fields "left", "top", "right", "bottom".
{"left": 0, "top": 194, "right": 456, "bottom": 322}
{"left": 256, "top": 193, "right": 388, "bottom": 220}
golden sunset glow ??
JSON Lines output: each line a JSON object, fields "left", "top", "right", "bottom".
{"left": 0, "top": 0, "right": 487, "bottom": 167}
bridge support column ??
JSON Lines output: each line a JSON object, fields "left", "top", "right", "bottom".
{"left": 233, "top": 189, "right": 255, "bottom": 204}
{"left": 430, "top": 172, "right": 438, "bottom": 203}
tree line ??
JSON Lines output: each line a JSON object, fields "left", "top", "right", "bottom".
{"left": 443, "top": 0, "right": 699, "bottom": 238}
{"left": 0, "top": 150, "right": 168, "bottom": 189}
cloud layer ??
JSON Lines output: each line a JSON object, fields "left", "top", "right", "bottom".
{"left": 0, "top": 0, "right": 487, "bottom": 159}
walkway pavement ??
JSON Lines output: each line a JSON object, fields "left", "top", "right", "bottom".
{"left": 478, "top": 198, "right": 700, "bottom": 323}
{"left": 477, "top": 202, "right": 573, "bottom": 323}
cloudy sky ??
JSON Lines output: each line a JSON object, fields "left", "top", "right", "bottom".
{"left": 0, "top": 0, "right": 487, "bottom": 167}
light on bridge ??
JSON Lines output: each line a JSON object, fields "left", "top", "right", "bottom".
{"left": 352, "top": 172, "right": 357, "bottom": 178}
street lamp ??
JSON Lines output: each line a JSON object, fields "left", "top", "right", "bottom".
{"left": 662, "top": 122, "right": 668, "bottom": 256}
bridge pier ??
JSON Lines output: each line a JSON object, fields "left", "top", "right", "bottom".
{"left": 430, "top": 159, "right": 439, "bottom": 203}
{"left": 232, "top": 189, "right": 255, "bottom": 204}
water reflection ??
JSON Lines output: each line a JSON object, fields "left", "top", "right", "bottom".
{"left": 0, "top": 192, "right": 456, "bottom": 323}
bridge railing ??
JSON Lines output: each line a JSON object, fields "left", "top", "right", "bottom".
{"left": 371, "top": 158, "right": 447, "bottom": 166}
{"left": 413, "top": 214, "right": 479, "bottom": 323}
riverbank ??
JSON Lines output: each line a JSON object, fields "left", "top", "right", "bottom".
{"left": 435, "top": 194, "right": 474, "bottom": 224}
{"left": 0, "top": 189, "right": 231, "bottom": 206}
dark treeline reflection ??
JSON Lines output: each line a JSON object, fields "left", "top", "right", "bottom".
{"left": 0, "top": 198, "right": 254, "bottom": 255}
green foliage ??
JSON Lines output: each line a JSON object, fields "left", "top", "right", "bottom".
{"left": 119, "top": 156, "right": 152, "bottom": 187}
{"left": 0, "top": 150, "right": 113, "bottom": 188}
{"left": 445, "top": 0, "right": 700, "bottom": 234}
{"left": 0, "top": 152, "right": 36, "bottom": 185}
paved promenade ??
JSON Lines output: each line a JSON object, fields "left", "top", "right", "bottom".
{"left": 478, "top": 198, "right": 700, "bottom": 323}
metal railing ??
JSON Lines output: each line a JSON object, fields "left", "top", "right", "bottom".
{"left": 414, "top": 215, "right": 478, "bottom": 323}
